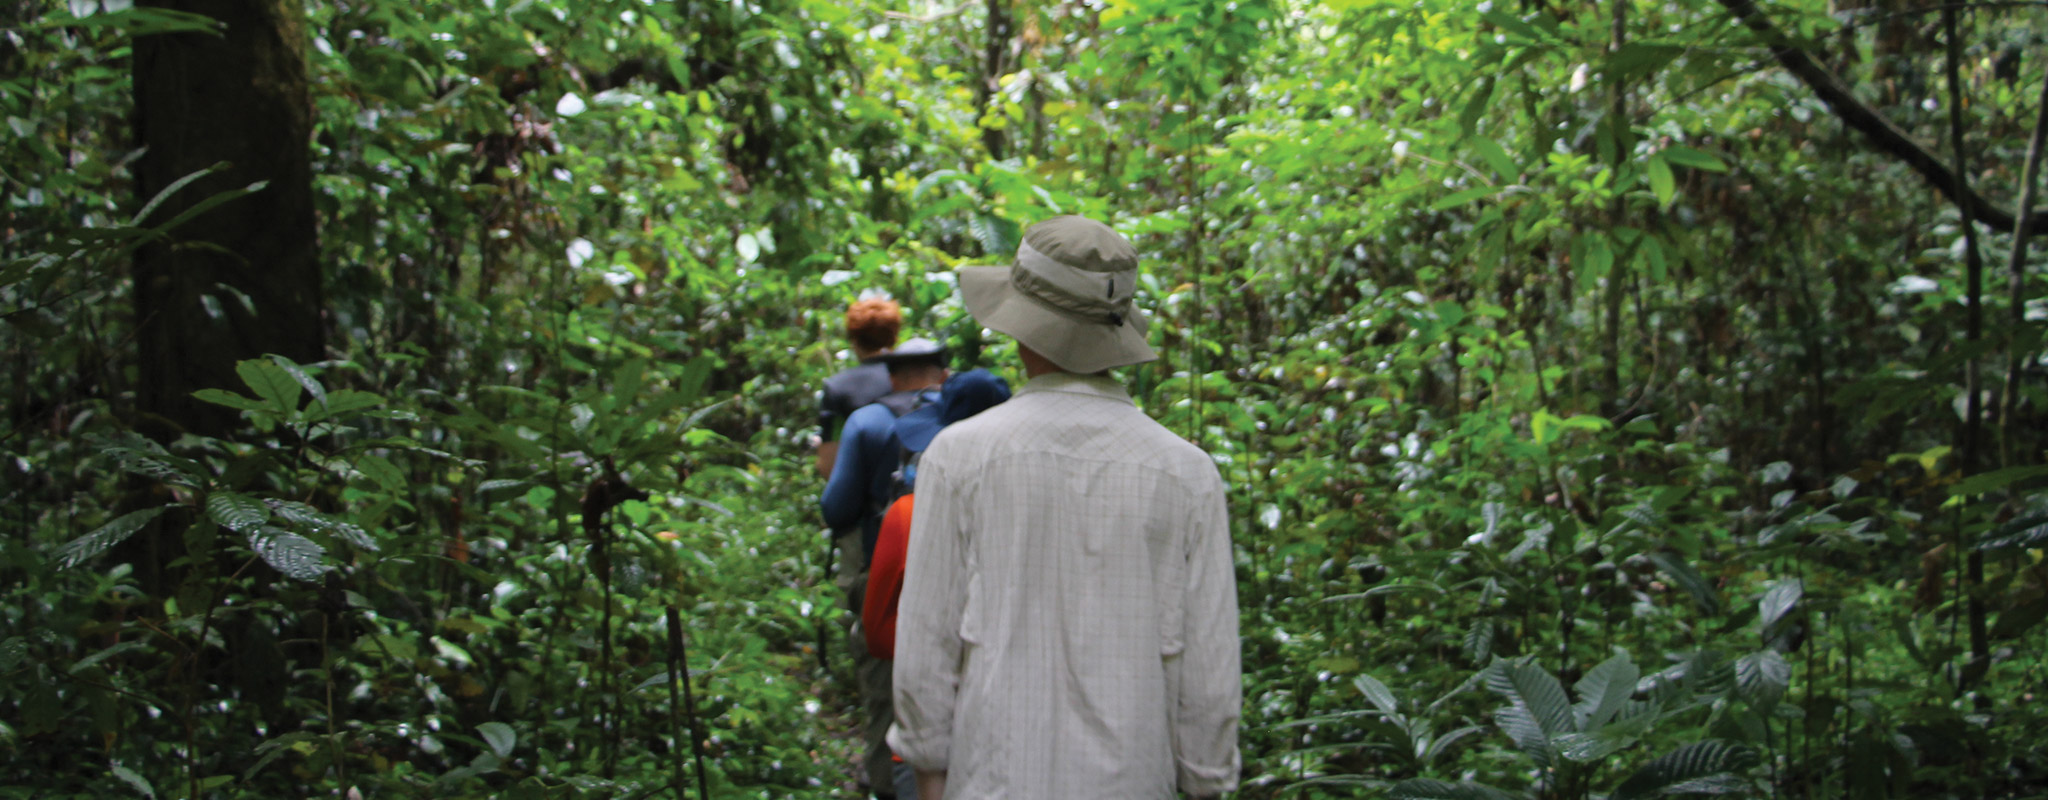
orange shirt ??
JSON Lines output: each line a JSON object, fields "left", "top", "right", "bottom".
{"left": 862, "top": 494, "right": 916, "bottom": 660}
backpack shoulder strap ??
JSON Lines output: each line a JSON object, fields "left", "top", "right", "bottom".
{"left": 875, "top": 390, "right": 924, "bottom": 418}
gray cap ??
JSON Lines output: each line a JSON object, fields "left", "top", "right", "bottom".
{"left": 875, "top": 336, "right": 948, "bottom": 366}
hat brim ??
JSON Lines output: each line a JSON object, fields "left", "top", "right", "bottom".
{"left": 959, "top": 266, "right": 1157, "bottom": 374}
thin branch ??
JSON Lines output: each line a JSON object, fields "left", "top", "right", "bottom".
{"left": 1716, "top": 0, "right": 2048, "bottom": 237}
{"left": 2002, "top": 67, "right": 2048, "bottom": 462}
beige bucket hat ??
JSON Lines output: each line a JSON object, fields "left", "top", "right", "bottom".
{"left": 958, "top": 216, "right": 1158, "bottom": 374}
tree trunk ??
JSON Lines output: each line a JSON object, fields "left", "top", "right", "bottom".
{"left": 978, "top": 0, "right": 1012, "bottom": 160}
{"left": 133, "top": 0, "right": 323, "bottom": 438}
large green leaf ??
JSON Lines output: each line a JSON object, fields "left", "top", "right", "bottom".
{"left": 477, "top": 721, "right": 517, "bottom": 758}
{"left": 1493, "top": 705, "right": 1555, "bottom": 767}
{"left": 1485, "top": 660, "right": 1573, "bottom": 736}
{"left": 205, "top": 491, "right": 270, "bottom": 533}
{"left": 1758, "top": 579, "right": 1802, "bottom": 631}
{"left": 1734, "top": 650, "right": 1791, "bottom": 712}
{"left": 1572, "top": 653, "right": 1640, "bottom": 730}
{"left": 1354, "top": 673, "right": 1399, "bottom": 715}
{"left": 269, "top": 500, "right": 377, "bottom": 551}
{"left": 1555, "top": 705, "right": 1658, "bottom": 763}
{"left": 56, "top": 507, "right": 171, "bottom": 569}
{"left": 246, "top": 527, "right": 330, "bottom": 582}
{"left": 1977, "top": 512, "right": 2048, "bottom": 551}
{"left": 1610, "top": 741, "right": 1759, "bottom": 799}
{"left": 101, "top": 438, "right": 209, "bottom": 487}
{"left": 235, "top": 358, "right": 302, "bottom": 413}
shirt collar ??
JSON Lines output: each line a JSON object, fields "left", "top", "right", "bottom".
{"left": 1016, "top": 372, "right": 1134, "bottom": 405}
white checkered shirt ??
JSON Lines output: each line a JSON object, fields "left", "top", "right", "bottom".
{"left": 887, "top": 372, "right": 1242, "bottom": 798}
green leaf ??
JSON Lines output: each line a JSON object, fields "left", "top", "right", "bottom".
{"left": 1660, "top": 145, "right": 1728, "bottom": 173}
{"left": 305, "top": 389, "right": 384, "bottom": 422}
{"left": 269, "top": 354, "right": 326, "bottom": 410}
{"left": 477, "top": 721, "right": 517, "bottom": 758}
{"left": 353, "top": 454, "right": 405, "bottom": 490}
{"left": 1949, "top": 465, "right": 2048, "bottom": 497}
{"left": 1979, "top": 512, "right": 2048, "bottom": 550}
{"left": 1646, "top": 552, "right": 1721, "bottom": 615}
{"left": 476, "top": 479, "right": 533, "bottom": 496}
{"left": 1463, "top": 618, "right": 1495, "bottom": 663}
{"left": 1611, "top": 740, "right": 1759, "bottom": 800}
{"left": 109, "top": 763, "right": 156, "bottom": 798}
{"left": 101, "top": 438, "right": 209, "bottom": 487}
{"left": 1572, "top": 653, "right": 1639, "bottom": 730}
{"left": 1734, "top": 650, "right": 1791, "bottom": 712}
{"left": 148, "top": 181, "right": 268, "bottom": 240}
{"left": 1354, "top": 673, "right": 1399, "bottom": 715}
{"left": 205, "top": 491, "right": 270, "bottom": 533}
{"left": 1472, "top": 137, "right": 1518, "bottom": 180}
{"left": 1758, "top": 579, "right": 1802, "bottom": 631}
{"left": 269, "top": 500, "right": 376, "bottom": 551}
{"left": 1487, "top": 662, "right": 1573, "bottom": 733}
{"left": 1388, "top": 778, "right": 1521, "bottom": 800}
{"left": 192, "top": 388, "right": 271, "bottom": 412}
{"left": 1606, "top": 43, "right": 1683, "bottom": 82}
{"left": 236, "top": 358, "right": 302, "bottom": 413}
{"left": 245, "top": 732, "right": 324, "bottom": 781}
{"left": 1430, "top": 186, "right": 1496, "bottom": 211}
{"left": 70, "top": 640, "right": 152, "bottom": 674}
{"left": 1458, "top": 77, "right": 1496, "bottom": 136}
{"left": 969, "top": 213, "right": 1019, "bottom": 257}
{"left": 0, "top": 637, "right": 28, "bottom": 671}
{"left": 1554, "top": 707, "right": 1657, "bottom": 762}
{"left": 246, "top": 527, "right": 330, "bottom": 581}
{"left": 1486, "top": 660, "right": 1571, "bottom": 766}
{"left": 57, "top": 507, "right": 170, "bottom": 569}
{"left": 1480, "top": 9, "right": 1556, "bottom": 44}
{"left": 130, "top": 162, "right": 229, "bottom": 227}
{"left": 1646, "top": 153, "right": 1675, "bottom": 209}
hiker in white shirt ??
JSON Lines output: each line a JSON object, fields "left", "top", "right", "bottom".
{"left": 888, "top": 216, "right": 1242, "bottom": 799}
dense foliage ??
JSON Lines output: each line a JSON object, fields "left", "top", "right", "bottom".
{"left": 3, "top": 0, "right": 2046, "bottom": 797}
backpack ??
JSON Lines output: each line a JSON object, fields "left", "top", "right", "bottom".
{"left": 864, "top": 388, "right": 933, "bottom": 533}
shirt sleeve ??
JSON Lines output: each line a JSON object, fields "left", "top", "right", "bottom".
{"left": 1172, "top": 475, "right": 1242, "bottom": 796}
{"left": 886, "top": 451, "right": 968, "bottom": 771}
{"left": 820, "top": 405, "right": 882, "bottom": 529}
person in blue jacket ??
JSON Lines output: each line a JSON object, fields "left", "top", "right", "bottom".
{"left": 819, "top": 336, "right": 948, "bottom": 799}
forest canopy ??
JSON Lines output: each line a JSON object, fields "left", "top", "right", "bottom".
{"left": 2, "top": 0, "right": 2046, "bottom": 797}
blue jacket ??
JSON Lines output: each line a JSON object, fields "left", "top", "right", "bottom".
{"left": 820, "top": 388, "right": 937, "bottom": 556}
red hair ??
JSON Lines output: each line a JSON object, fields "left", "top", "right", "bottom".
{"left": 845, "top": 298, "right": 901, "bottom": 352}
